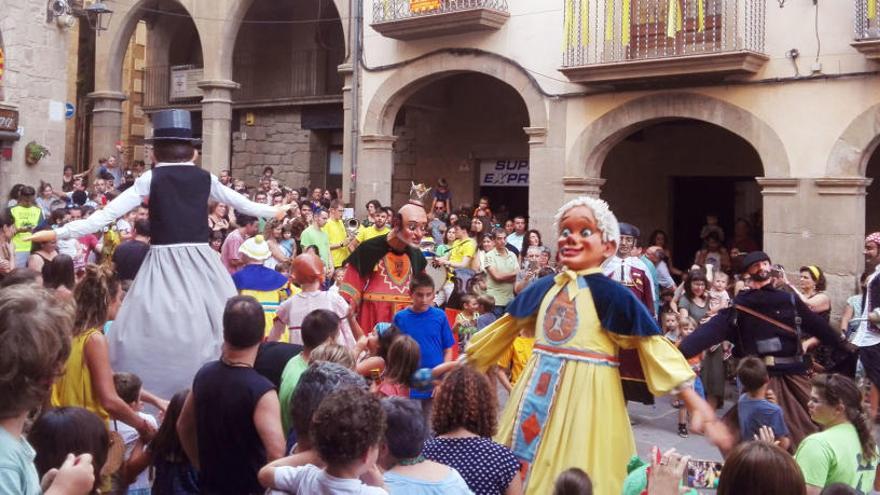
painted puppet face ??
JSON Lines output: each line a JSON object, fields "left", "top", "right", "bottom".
{"left": 557, "top": 205, "right": 616, "bottom": 271}
{"left": 396, "top": 204, "right": 428, "bottom": 248}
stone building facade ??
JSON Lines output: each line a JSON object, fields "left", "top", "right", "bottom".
{"left": 0, "top": 1, "right": 74, "bottom": 190}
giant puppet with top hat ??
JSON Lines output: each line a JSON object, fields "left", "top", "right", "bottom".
{"left": 30, "top": 110, "right": 286, "bottom": 400}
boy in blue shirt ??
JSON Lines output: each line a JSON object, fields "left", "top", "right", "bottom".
{"left": 392, "top": 273, "right": 455, "bottom": 416}
{"left": 737, "top": 356, "right": 791, "bottom": 451}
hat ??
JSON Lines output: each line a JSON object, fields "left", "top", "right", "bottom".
{"left": 619, "top": 222, "right": 640, "bottom": 239}
{"left": 741, "top": 250, "right": 771, "bottom": 273}
{"left": 867, "top": 232, "right": 880, "bottom": 246}
{"left": 292, "top": 253, "right": 324, "bottom": 284}
{"left": 145, "top": 109, "right": 201, "bottom": 143}
{"left": 239, "top": 235, "right": 271, "bottom": 261}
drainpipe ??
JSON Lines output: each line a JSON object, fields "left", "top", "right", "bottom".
{"left": 349, "top": 0, "right": 362, "bottom": 206}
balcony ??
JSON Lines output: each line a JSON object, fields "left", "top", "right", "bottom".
{"left": 559, "top": 0, "right": 768, "bottom": 87}
{"left": 852, "top": 0, "right": 880, "bottom": 60}
{"left": 143, "top": 49, "right": 345, "bottom": 110}
{"left": 371, "top": 0, "right": 509, "bottom": 41}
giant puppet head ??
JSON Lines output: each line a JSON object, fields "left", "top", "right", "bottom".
{"left": 390, "top": 183, "right": 429, "bottom": 249}
{"left": 554, "top": 197, "right": 620, "bottom": 271}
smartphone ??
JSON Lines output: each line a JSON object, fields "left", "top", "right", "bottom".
{"left": 684, "top": 458, "right": 723, "bottom": 489}
{"left": 527, "top": 260, "right": 538, "bottom": 271}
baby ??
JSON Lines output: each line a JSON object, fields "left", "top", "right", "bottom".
{"left": 708, "top": 271, "right": 731, "bottom": 315}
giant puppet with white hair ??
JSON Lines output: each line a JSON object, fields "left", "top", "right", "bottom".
{"left": 465, "top": 197, "right": 731, "bottom": 495}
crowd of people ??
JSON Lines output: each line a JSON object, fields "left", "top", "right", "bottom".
{"left": 3, "top": 116, "right": 880, "bottom": 494}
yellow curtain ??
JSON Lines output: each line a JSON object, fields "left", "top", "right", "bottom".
{"left": 581, "top": 0, "right": 590, "bottom": 46}
{"left": 666, "top": 0, "right": 683, "bottom": 38}
{"left": 563, "top": 0, "right": 574, "bottom": 51}
{"left": 605, "top": 0, "right": 615, "bottom": 41}
{"left": 697, "top": 0, "right": 705, "bottom": 31}
{"left": 870, "top": 0, "right": 877, "bottom": 21}
{"left": 622, "top": 0, "right": 631, "bottom": 45}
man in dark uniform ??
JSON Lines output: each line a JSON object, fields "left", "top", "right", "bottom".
{"left": 679, "top": 251, "right": 852, "bottom": 448}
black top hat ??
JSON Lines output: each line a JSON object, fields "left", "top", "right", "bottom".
{"left": 146, "top": 109, "right": 200, "bottom": 143}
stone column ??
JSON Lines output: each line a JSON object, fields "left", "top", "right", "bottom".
{"left": 526, "top": 99, "right": 566, "bottom": 239}
{"left": 562, "top": 177, "right": 607, "bottom": 199}
{"left": 197, "top": 79, "right": 239, "bottom": 175}
{"left": 339, "top": 63, "right": 354, "bottom": 205}
{"left": 758, "top": 177, "right": 873, "bottom": 320}
{"left": 356, "top": 134, "right": 396, "bottom": 214}
{"left": 89, "top": 91, "right": 127, "bottom": 167}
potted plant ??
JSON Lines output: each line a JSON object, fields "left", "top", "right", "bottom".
{"left": 25, "top": 141, "right": 49, "bottom": 165}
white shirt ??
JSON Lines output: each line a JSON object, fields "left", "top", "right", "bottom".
{"left": 272, "top": 464, "right": 387, "bottom": 495}
{"left": 111, "top": 412, "right": 158, "bottom": 491}
{"left": 853, "top": 264, "right": 880, "bottom": 347}
{"left": 54, "top": 162, "right": 277, "bottom": 240}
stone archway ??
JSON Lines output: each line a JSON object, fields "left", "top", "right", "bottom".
{"left": 358, "top": 51, "right": 555, "bottom": 232}
{"left": 827, "top": 104, "right": 880, "bottom": 178}
{"left": 567, "top": 92, "right": 790, "bottom": 181}
{"left": 363, "top": 51, "right": 548, "bottom": 137}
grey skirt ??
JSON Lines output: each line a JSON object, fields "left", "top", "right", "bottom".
{"left": 106, "top": 243, "right": 236, "bottom": 401}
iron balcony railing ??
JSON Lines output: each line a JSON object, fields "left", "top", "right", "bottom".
{"left": 372, "top": 0, "right": 509, "bottom": 23}
{"left": 855, "top": 0, "right": 880, "bottom": 39}
{"left": 562, "top": 0, "right": 766, "bottom": 67}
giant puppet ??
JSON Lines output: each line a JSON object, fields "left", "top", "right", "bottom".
{"left": 465, "top": 197, "right": 731, "bottom": 495}
{"left": 29, "top": 110, "right": 284, "bottom": 401}
{"left": 339, "top": 185, "right": 429, "bottom": 332}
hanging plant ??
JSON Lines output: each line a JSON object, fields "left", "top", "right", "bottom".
{"left": 25, "top": 141, "right": 50, "bottom": 165}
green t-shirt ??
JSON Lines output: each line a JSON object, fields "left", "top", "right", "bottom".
{"left": 278, "top": 354, "right": 309, "bottom": 435}
{"left": 484, "top": 248, "right": 519, "bottom": 306}
{"left": 795, "top": 422, "right": 878, "bottom": 492}
{"left": 0, "top": 427, "right": 41, "bottom": 495}
{"left": 300, "top": 226, "right": 331, "bottom": 268}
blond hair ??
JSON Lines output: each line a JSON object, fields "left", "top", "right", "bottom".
{"left": 309, "top": 343, "right": 355, "bottom": 370}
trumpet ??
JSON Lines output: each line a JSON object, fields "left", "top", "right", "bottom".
{"left": 345, "top": 218, "right": 361, "bottom": 236}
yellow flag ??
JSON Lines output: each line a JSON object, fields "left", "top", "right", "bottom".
{"left": 581, "top": 0, "right": 589, "bottom": 46}
{"left": 622, "top": 0, "right": 631, "bottom": 45}
{"left": 605, "top": 0, "right": 615, "bottom": 41}
{"left": 871, "top": 0, "right": 877, "bottom": 20}
{"left": 563, "top": 0, "right": 574, "bottom": 51}
{"left": 666, "top": 0, "right": 683, "bottom": 38}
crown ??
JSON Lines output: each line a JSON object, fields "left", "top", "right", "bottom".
{"left": 408, "top": 182, "right": 431, "bottom": 208}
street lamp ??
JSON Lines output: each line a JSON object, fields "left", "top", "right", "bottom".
{"left": 83, "top": 2, "right": 113, "bottom": 35}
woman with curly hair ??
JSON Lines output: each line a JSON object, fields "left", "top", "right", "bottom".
{"left": 50, "top": 265, "right": 155, "bottom": 440}
{"left": 424, "top": 366, "right": 522, "bottom": 495}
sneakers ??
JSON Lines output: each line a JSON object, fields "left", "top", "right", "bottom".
{"left": 678, "top": 423, "right": 689, "bottom": 438}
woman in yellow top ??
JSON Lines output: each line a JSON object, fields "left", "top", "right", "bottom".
{"left": 466, "top": 197, "right": 732, "bottom": 495}
{"left": 51, "top": 265, "right": 156, "bottom": 440}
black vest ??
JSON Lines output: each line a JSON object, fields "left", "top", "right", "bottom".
{"left": 148, "top": 165, "right": 211, "bottom": 245}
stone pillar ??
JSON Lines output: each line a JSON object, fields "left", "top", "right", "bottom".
{"left": 356, "top": 134, "right": 395, "bottom": 214}
{"left": 197, "top": 80, "right": 239, "bottom": 175}
{"left": 526, "top": 99, "right": 565, "bottom": 240}
{"left": 562, "top": 177, "right": 607, "bottom": 199}
{"left": 339, "top": 63, "right": 354, "bottom": 205}
{"left": 758, "top": 176, "right": 872, "bottom": 320}
{"left": 89, "top": 91, "right": 127, "bottom": 167}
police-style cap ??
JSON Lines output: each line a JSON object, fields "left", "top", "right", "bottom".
{"left": 619, "top": 223, "right": 640, "bottom": 238}
{"left": 741, "top": 251, "right": 771, "bottom": 273}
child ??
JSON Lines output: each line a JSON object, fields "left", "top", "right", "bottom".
{"left": 453, "top": 294, "right": 480, "bottom": 352}
{"left": 473, "top": 196, "right": 493, "bottom": 220}
{"left": 271, "top": 253, "right": 358, "bottom": 346}
{"left": 676, "top": 315, "right": 704, "bottom": 438}
{"left": 278, "top": 309, "right": 342, "bottom": 436}
{"left": 392, "top": 273, "right": 455, "bottom": 412}
{"left": 496, "top": 324, "right": 536, "bottom": 393}
{"left": 661, "top": 310, "right": 680, "bottom": 343}
{"left": 258, "top": 387, "right": 387, "bottom": 494}
{"left": 475, "top": 294, "right": 498, "bottom": 330}
{"left": 553, "top": 468, "right": 593, "bottom": 495}
{"left": 111, "top": 372, "right": 159, "bottom": 495}
{"left": 0, "top": 284, "right": 95, "bottom": 495}
{"left": 736, "top": 357, "right": 791, "bottom": 451}
{"left": 147, "top": 390, "right": 199, "bottom": 494}
{"left": 700, "top": 213, "right": 725, "bottom": 244}
{"left": 375, "top": 335, "right": 420, "bottom": 398}
{"left": 30, "top": 407, "right": 110, "bottom": 494}
{"left": 708, "top": 271, "right": 731, "bottom": 315}
{"left": 280, "top": 225, "right": 295, "bottom": 258}
{"left": 309, "top": 342, "right": 356, "bottom": 369}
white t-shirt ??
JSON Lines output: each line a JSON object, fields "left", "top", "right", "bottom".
{"left": 272, "top": 464, "right": 387, "bottom": 494}
{"left": 111, "top": 412, "right": 158, "bottom": 491}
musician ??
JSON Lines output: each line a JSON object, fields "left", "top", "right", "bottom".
{"left": 679, "top": 251, "right": 853, "bottom": 448}
{"left": 339, "top": 185, "right": 429, "bottom": 333}
{"left": 323, "top": 199, "right": 351, "bottom": 268}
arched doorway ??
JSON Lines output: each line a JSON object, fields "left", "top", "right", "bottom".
{"left": 230, "top": 0, "right": 345, "bottom": 188}
{"left": 388, "top": 73, "right": 530, "bottom": 217}
{"left": 601, "top": 119, "right": 764, "bottom": 271}
{"left": 864, "top": 144, "right": 880, "bottom": 234}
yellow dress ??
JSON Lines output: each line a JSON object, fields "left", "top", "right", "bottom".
{"left": 467, "top": 268, "right": 694, "bottom": 495}
{"left": 51, "top": 327, "right": 109, "bottom": 422}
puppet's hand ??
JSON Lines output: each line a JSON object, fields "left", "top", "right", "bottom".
{"left": 274, "top": 205, "right": 291, "bottom": 221}
{"left": 25, "top": 229, "right": 58, "bottom": 244}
